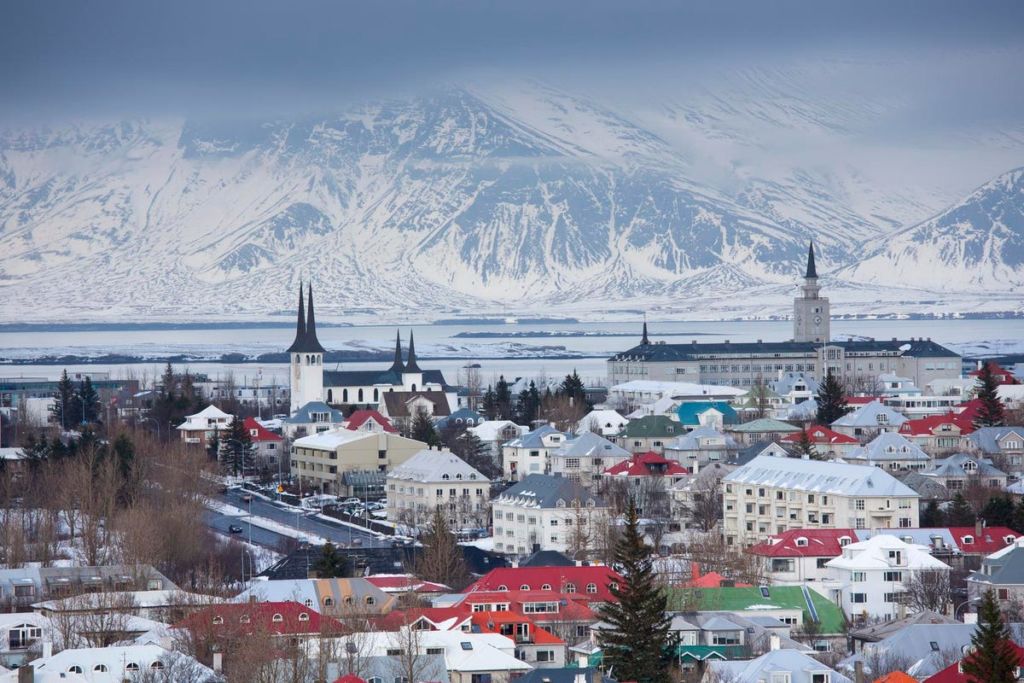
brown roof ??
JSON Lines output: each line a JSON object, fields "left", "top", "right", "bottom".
{"left": 381, "top": 391, "right": 451, "bottom": 418}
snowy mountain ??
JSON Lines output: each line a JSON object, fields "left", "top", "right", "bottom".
{"left": 0, "top": 83, "right": 1020, "bottom": 323}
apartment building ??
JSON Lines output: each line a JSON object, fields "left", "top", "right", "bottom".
{"left": 290, "top": 428, "right": 427, "bottom": 494}
{"left": 502, "top": 425, "right": 568, "bottom": 481}
{"left": 548, "top": 431, "right": 630, "bottom": 485}
{"left": 386, "top": 449, "right": 490, "bottom": 530}
{"left": 722, "top": 456, "right": 920, "bottom": 546}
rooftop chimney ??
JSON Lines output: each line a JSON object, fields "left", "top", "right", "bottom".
{"left": 769, "top": 633, "right": 781, "bottom": 651}
{"left": 213, "top": 652, "right": 223, "bottom": 674}
{"left": 976, "top": 518, "right": 984, "bottom": 538}
{"left": 18, "top": 665, "right": 33, "bottom": 683}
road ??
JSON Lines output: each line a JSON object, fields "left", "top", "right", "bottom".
{"left": 207, "top": 488, "right": 390, "bottom": 550}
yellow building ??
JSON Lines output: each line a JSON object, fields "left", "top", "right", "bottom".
{"left": 290, "top": 428, "right": 427, "bottom": 494}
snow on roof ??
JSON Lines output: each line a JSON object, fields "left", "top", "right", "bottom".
{"left": 387, "top": 449, "right": 488, "bottom": 484}
{"left": 724, "top": 455, "right": 919, "bottom": 498}
{"left": 577, "top": 409, "right": 628, "bottom": 433}
{"left": 551, "top": 431, "right": 630, "bottom": 459}
{"left": 292, "top": 427, "right": 375, "bottom": 450}
{"left": 31, "top": 645, "right": 213, "bottom": 681}
{"left": 186, "top": 404, "right": 232, "bottom": 420}
{"left": 846, "top": 432, "right": 929, "bottom": 463}
{"left": 610, "top": 380, "right": 746, "bottom": 397}
{"left": 826, "top": 534, "right": 950, "bottom": 571}
{"left": 467, "top": 420, "right": 527, "bottom": 442}
{"left": 779, "top": 425, "right": 858, "bottom": 445}
{"left": 832, "top": 400, "right": 907, "bottom": 427}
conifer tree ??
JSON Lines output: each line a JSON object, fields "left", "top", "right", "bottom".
{"left": 921, "top": 499, "right": 945, "bottom": 528}
{"left": 597, "top": 497, "right": 673, "bottom": 683}
{"left": 946, "top": 493, "right": 976, "bottom": 526}
{"left": 815, "top": 371, "right": 850, "bottom": 425}
{"left": 481, "top": 385, "right": 498, "bottom": 420}
{"left": 793, "top": 427, "right": 823, "bottom": 460}
{"left": 313, "top": 541, "right": 350, "bottom": 578}
{"left": 560, "top": 370, "right": 591, "bottom": 410}
{"left": 961, "top": 589, "right": 1019, "bottom": 683}
{"left": 494, "top": 376, "right": 512, "bottom": 420}
{"left": 452, "top": 430, "right": 500, "bottom": 479}
{"left": 52, "top": 369, "right": 77, "bottom": 430}
{"left": 220, "top": 415, "right": 252, "bottom": 475}
{"left": 77, "top": 377, "right": 100, "bottom": 423}
{"left": 411, "top": 410, "right": 440, "bottom": 447}
{"left": 974, "top": 361, "right": 1007, "bottom": 428}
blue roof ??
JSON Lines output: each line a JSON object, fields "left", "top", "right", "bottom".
{"left": 435, "top": 408, "right": 485, "bottom": 430}
{"left": 677, "top": 401, "right": 737, "bottom": 426}
{"left": 283, "top": 401, "right": 345, "bottom": 424}
{"left": 504, "top": 424, "right": 565, "bottom": 448}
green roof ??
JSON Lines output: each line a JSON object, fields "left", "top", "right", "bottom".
{"left": 728, "top": 418, "right": 801, "bottom": 433}
{"left": 665, "top": 586, "right": 846, "bottom": 634}
{"left": 621, "top": 415, "right": 682, "bottom": 438}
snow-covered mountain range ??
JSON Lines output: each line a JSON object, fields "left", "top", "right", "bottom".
{"left": 0, "top": 78, "right": 1021, "bottom": 323}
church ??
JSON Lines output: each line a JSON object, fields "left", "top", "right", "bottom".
{"left": 607, "top": 243, "right": 961, "bottom": 390}
{"left": 286, "top": 284, "right": 453, "bottom": 415}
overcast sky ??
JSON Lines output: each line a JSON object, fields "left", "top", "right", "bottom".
{"left": 1, "top": 0, "right": 1022, "bottom": 125}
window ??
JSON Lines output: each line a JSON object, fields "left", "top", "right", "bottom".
{"left": 541, "top": 583, "right": 552, "bottom": 591}
{"left": 884, "top": 592, "right": 902, "bottom": 603}
{"left": 298, "top": 613, "right": 310, "bottom": 622}
{"left": 497, "top": 585, "right": 508, "bottom": 591}
{"left": 369, "top": 677, "right": 384, "bottom": 683}
{"left": 239, "top": 614, "right": 251, "bottom": 624}
{"left": 520, "top": 584, "right": 530, "bottom": 591}
{"left": 855, "top": 499, "right": 865, "bottom": 510}
{"left": 68, "top": 666, "right": 84, "bottom": 674}
{"left": 366, "top": 597, "right": 376, "bottom": 605}
{"left": 883, "top": 571, "right": 902, "bottom": 582}
{"left": 852, "top": 571, "right": 866, "bottom": 582}
{"left": 93, "top": 665, "right": 109, "bottom": 672}
{"left": 564, "top": 583, "right": 576, "bottom": 593}
{"left": 461, "top": 642, "right": 474, "bottom": 651}
{"left": 324, "top": 597, "right": 334, "bottom": 607}
{"left": 587, "top": 583, "right": 598, "bottom": 594}
{"left": 151, "top": 661, "right": 165, "bottom": 671}
{"left": 386, "top": 648, "right": 402, "bottom": 656}
{"left": 125, "top": 663, "right": 140, "bottom": 672}
{"left": 212, "top": 615, "right": 224, "bottom": 625}
{"left": 471, "top": 675, "right": 492, "bottom": 683}
{"left": 851, "top": 593, "right": 867, "bottom": 603}
{"left": 272, "top": 613, "right": 284, "bottom": 623}
{"left": 537, "top": 650, "right": 554, "bottom": 662}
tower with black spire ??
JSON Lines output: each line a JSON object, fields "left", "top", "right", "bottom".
{"left": 402, "top": 330, "right": 423, "bottom": 391}
{"left": 287, "top": 282, "right": 326, "bottom": 414}
{"left": 793, "top": 242, "right": 830, "bottom": 344}
{"left": 641, "top": 317, "right": 650, "bottom": 345}
{"left": 388, "top": 330, "right": 405, "bottom": 376}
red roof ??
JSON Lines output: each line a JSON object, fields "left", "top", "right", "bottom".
{"left": 968, "top": 362, "right": 1020, "bottom": 385}
{"left": 604, "top": 451, "right": 688, "bottom": 477}
{"left": 780, "top": 425, "right": 858, "bottom": 445}
{"left": 466, "top": 566, "right": 624, "bottom": 602}
{"left": 365, "top": 574, "right": 449, "bottom": 593}
{"left": 470, "top": 612, "right": 565, "bottom": 645}
{"left": 924, "top": 642, "right": 1024, "bottom": 682}
{"left": 369, "top": 607, "right": 470, "bottom": 631}
{"left": 333, "top": 676, "right": 367, "bottom": 683}
{"left": 875, "top": 673, "right": 918, "bottom": 683}
{"left": 345, "top": 409, "right": 398, "bottom": 433}
{"left": 243, "top": 417, "right": 283, "bottom": 442}
{"left": 685, "top": 571, "right": 752, "bottom": 588}
{"left": 899, "top": 413, "right": 975, "bottom": 437}
{"left": 176, "top": 601, "right": 343, "bottom": 636}
{"left": 947, "top": 526, "right": 1020, "bottom": 554}
{"left": 846, "top": 396, "right": 876, "bottom": 405}
{"left": 749, "top": 529, "right": 856, "bottom": 558}
{"left": 955, "top": 399, "right": 984, "bottom": 422}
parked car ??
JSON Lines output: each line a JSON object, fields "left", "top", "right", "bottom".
{"left": 228, "top": 524, "right": 244, "bottom": 534}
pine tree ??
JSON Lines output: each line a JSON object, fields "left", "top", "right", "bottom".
{"left": 77, "top": 377, "right": 100, "bottom": 423}
{"left": 815, "top": 371, "right": 850, "bottom": 425}
{"left": 220, "top": 415, "right": 252, "bottom": 476}
{"left": 983, "top": 496, "right": 1016, "bottom": 529}
{"left": 560, "top": 370, "right": 591, "bottom": 410}
{"left": 494, "top": 376, "right": 512, "bottom": 420}
{"left": 597, "top": 497, "right": 673, "bottom": 683}
{"left": 481, "top": 386, "right": 498, "bottom": 420}
{"left": 946, "top": 493, "right": 976, "bottom": 526}
{"left": 793, "top": 427, "right": 823, "bottom": 460}
{"left": 961, "top": 589, "right": 1019, "bottom": 683}
{"left": 452, "top": 430, "right": 500, "bottom": 480}
{"left": 527, "top": 381, "right": 541, "bottom": 423}
{"left": 921, "top": 499, "right": 945, "bottom": 528}
{"left": 313, "top": 541, "right": 350, "bottom": 578}
{"left": 415, "top": 507, "right": 471, "bottom": 590}
{"left": 411, "top": 410, "right": 440, "bottom": 447}
{"left": 52, "top": 369, "right": 77, "bottom": 430}
{"left": 974, "top": 361, "right": 1007, "bottom": 428}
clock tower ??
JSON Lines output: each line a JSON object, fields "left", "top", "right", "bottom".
{"left": 793, "top": 242, "right": 830, "bottom": 344}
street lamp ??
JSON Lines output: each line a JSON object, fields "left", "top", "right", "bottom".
{"left": 955, "top": 597, "right": 981, "bottom": 620}
{"left": 142, "top": 416, "right": 162, "bottom": 440}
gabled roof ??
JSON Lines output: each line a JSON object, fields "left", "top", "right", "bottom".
{"left": 604, "top": 451, "right": 688, "bottom": 477}
{"left": 729, "top": 417, "right": 801, "bottom": 434}
{"left": 826, "top": 535, "right": 950, "bottom": 572}
{"left": 387, "top": 450, "right": 488, "bottom": 484}
{"left": 520, "top": 550, "right": 574, "bottom": 567}
{"left": 380, "top": 391, "right": 452, "bottom": 418}
{"left": 924, "top": 453, "right": 1007, "bottom": 479}
{"left": 323, "top": 368, "right": 451, "bottom": 390}
{"left": 620, "top": 414, "right": 683, "bottom": 438}
{"left": 284, "top": 401, "right": 345, "bottom": 425}
{"left": 292, "top": 427, "right": 375, "bottom": 450}
{"left": 848, "top": 609, "right": 956, "bottom": 642}
{"left": 832, "top": 400, "right": 907, "bottom": 428}
{"left": 552, "top": 431, "right": 631, "bottom": 460}
{"left": 243, "top": 417, "right": 283, "bottom": 442}
{"left": 899, "top": 412, "right": 975, "bottom": 437}
{"left": 676, "top": 401, "right": 737, "bottom": 426}
{"left": 924, "top": 642, "right": 1024, "bottom": 682}
{"left": 749, "top": 529, "right": 856, "bottom": 558}
{"left": 724, "top": 455, "right": 919, "bottom": 497}
{"left": 466, "top": 566, "right": 624, "bottom": 602}
{"left": 674, "top": 585, "right": 846, "bottom": 634}
{"left": 185, "top": 404, "right": 232, "bottom": 420}
{"left": 666, "top": 425, "right": 739, "bottom": 451}
{"left": 945, "top": 526, "right": 1019, "bottom": 554}
{"left": 780, "top": 425, "right": 857, "bottom": 445}
{"left": 847, "top": 432, "right": 930, "bottom": 463}
{"left": 707, "top": 648, "right": 853, "bottom": 683}
{"left": 363, "top": 574, "right": 449, "bottom": 594}
{"left": 966, "top": 426, "right": 1024, "bottom": 453}
{"left": 494, "top": 474, "right": 604, "bottom": 510}
{"left": 344, "top": 409, "right": 398, "bottom": 433}
{"left": 503, "top": 424, "right": 565, "bottom": 448}
{"left": 176, "top": 600, "right": 343, "bottom": 636}
{"left": 468, "top": 420, "right": 526, "bottom": 442}
{"left": 435, "top": 408, "right": 485, "bottom": 430}
{"left": 577, "top": 409, "right": 629, "bottom": 433}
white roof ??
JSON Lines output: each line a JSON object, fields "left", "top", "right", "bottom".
{"left": 832, "top": 400, "right": 907, "bottom": 428}
{"left": 186, "top": 404, "right": 232, "bottom": 420}
{"left": 292, "top": 427, "right": 375, "bottom": 450}
{"left": 33, "top": 589, "right": 222, "bottom": 612}
{"left": 577, "top": 410, "right": 629, "bottom": 433}
{"left": 467, "top": 420, "right": 526, "bottom": 442}
{"left": 846, "top": 432, "right": 930, "bottom": 463}
{"left": 328, "top": 629, "right": 531, "bottom": 673}
{"left": 707, "top": 649, "right": 853, "bottom": 683}
{"left": 31, "top": 645, "right": 213, "bottom": 683}
{"left": 826, "top": 534, "right": 951, "bottom": 571}
{"left": 551, "top": 431, "right": 631, "bottom": 460}
{"left": 0, "top": 448, "right": 26, "bottom": 461}
{"left": 387, "top": 449, "right": 487, "bottom": 484}
{"left": 724, "top": 455, "right": 919, "bottom": 497}
{"left": 610, "top": 380, "right": 746, "bottom": 398}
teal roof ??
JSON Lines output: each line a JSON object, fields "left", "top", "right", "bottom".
{"left": 676, "top": 401, "right": 738, "bottom": 426}
{"left": 673, "top": 645, "right": 736, "bottom": 661}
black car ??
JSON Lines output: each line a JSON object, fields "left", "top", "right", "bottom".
{"left": 228, "top": 524, "right": 244, "bottom": 534}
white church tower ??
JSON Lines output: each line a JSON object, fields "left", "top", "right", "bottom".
{"left": 287, "top": 282, "right": 325, "bottom": 414}
{"left": 793, "top": 242, "right": 830, "bottom": 344}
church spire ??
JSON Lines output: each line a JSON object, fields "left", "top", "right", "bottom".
{"left": 641, "top": 317, "right": 650, "bottom": 345}
{"left": 405, "top": 330, "right": 422, "bottom": 373}
{"left": 805, "top": 241, "right": 818, "bottom": 279}
{"left": 389, "top": 329, "right": 405, "bottom": 374}
{"left": 286, "top": 281, "right": 307, "bottom": 353}
{"left": 304, "top": 284, "right": 326, "bottom": 353}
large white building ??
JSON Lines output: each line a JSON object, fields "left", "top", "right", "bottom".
{"left": 824, "top": 534, "right": 951, "bottom": 622}
{"left": 722, "top": 456, "right": 921, "bottom": 546}
{"left": 386, "top": 449, "right": 490, "bottom": 531}
{"left": 491, "top": 474, "right": 610, "bottom": 557}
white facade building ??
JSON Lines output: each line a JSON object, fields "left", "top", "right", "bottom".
{"left": 386, "top": 449, "right": 490, "bottom": 530}
{"left": 844, "top": 432, "right": 931, "bottom": 471}
{"left": 502, "top": 425, "right": 568, "bottom": 482}
{"left": 548, "top": 432, "right": 631, "bottom": 485}
{"left": 175, "top": 404, "right": 233, "bottom": 445}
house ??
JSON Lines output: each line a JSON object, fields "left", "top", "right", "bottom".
{"left": 882, "top": 394, "right": 965, "bottom": 419}
{"left": 923, "top": 641, "right": 1024, "bottom": 683}
{"left": 435, "top": 408, "right": 486, "bottom": 432}
{"left": 502, "top": 425, "right": 568, "bottom": 482}
{"left": 670, "top": 463, "right": 734, "bottom": 529}
{"left": 548, "top": 432, "right": 631, "bottom": 485}
{"left": 386, "top": 449, "right": 490, "bottom": 530}
{"left": 845, "top": 609, "right": 956, "bottom": 653}
{"left": 290, "top": 428, "right": 427, "bottom": 494}
{"left": 469, "top": 611, "right": 566, "bottom": 668}
{"left": 839, "top": 622, "right": 975, "bottom": 679}
{"left": 779, "top": 426, "right": 858, "bottom": 459}
{"left": 26, "top": 645, "right": 215, "bottom": 683}
{"left": 963, "top": 426, "right": 1024, "bottom": 473}
{"left": 771, "top": 372, "right": 820, "bottom": 408}
{"left": 922, "top": 453, "right": 1008, "bottom": 491}
{"left": 576, "top": 410, "right": 628, "bottom": 437}
{"left": 730, "top": 440, "right": 790, "bottom": 466}
{"left": 452, "top": 589, "right": 601, "bottom": 646}
{"left": 615, "top": 414, "right": 683, "bottom": 454}
{"left": 234, "top": 578, "right": 395, "bottom": 616}
{"left": 0, "top": 565, "right": 175, "bottom": 613}
{"left": 898, "top": 413, "right": 974, "bottom": 453}
{"left": 175, "top": 601, "right": 345, "bottom": 644}
{"left": 466, "top": 567, "right": 624, "bottom": 604}
{"left": 342, "top": 409, "right": 397, "bottom": 434}
{"left": 967, "top": 536, "right": 1024, "bottom": 606}
{"left": 899, "top": 472, "right": 952, "bottom": 502}
{"left": 0, "top": 612, "right": 52, "bottom": 669}
{"left": 490, "top": 475, "right": 611, "bottom": 557}
{"left": 362, "top": 574, "right": 450, "bottom": 597}
{"left": 603, "top": 451, "right": 688, "bottom": 483}
{"left": 32, "top": 588, "right": 223, "bottom": 626}
{"left": 676, "top": 401, "right": 738, "bottom": 431}
{"left": 606, "top": 380, "right": 746, "bottom": 412}
{"left": 722, "top": 456, "right": 921, "bottom": 545}
{"left": 379, "top": 390, "right": 453, "bottom": 433}
{"left": 727, "top": 418, "right": 801, "bottom": 445}
{"left": 824, "top": 534, "right": 951, "bottom": 622}
{"left": 282, "top": 401, "right": 346, "bottom": 439}
{"left": 832, "top": 401, "right": 908, "bottom": 440}
{"left": 468, "top": 420, "right": 527, "bottom": 462}
{"left": 175, "top": 405, "right": 233, "bottom": 446}
{"left": 844, "top": 432, "right": 931, "bottom": 471}
{"left": 242, "top": 417, "right": 284, "bottom": 471}
{"left": 663, "top": 425, "right": 739, "bottom": 472}
{"left": 703, "top": 647, "right": 853, "bottom": 683}
{"left": 749, "top": 529, "right": 856, "bottom": 585}
{"left": 968, "top": 361, "right": 1020, "bottom": 385}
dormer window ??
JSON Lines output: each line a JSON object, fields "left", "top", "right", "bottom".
{"left": 442, "top": 474, "right": 450, "bottom": 480}
{"left": 839, "top": 536, "right": 851, "bottom": 547}
{"left": 272, "top": 613, "right": 284, "bottom": 623}
{"left": 795, "top": 537, "right": 808, "bottom": 547}
{"left": 963, "top": 535, "right": 974, "bottom": 545}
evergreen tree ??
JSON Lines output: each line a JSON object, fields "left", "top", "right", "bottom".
{"left": 1013, "top": 501, "right": 1024, "bottom": 535}
{"left": 597, "top": 497, "right": 673, "bottom": 683}
{"left": 313, "top": 542, "right": 350, "bottom": 578}
{"left": 946, "top": 493, "right": 976, "bottom": 526}
{"left": 220, "top": 415, "right": 252, "bottom": 476}
{"left": 481, "top": 385, "right": 498, "bottom": 420}
{"left": 815, "top": 371, "right": 850, "bottom": 425}
{"left": 793, "top": 427, "right": 823, "bottom": 460}
{"left": 961, "top": 589, "right": 1019, "bottom": 683}
{"left": 452, "top": 430, "right": 500, "bottom": 480}
{"left": 494, "top": 376, "right": 512, "bottom": 420}
{"left": 560, "top": 370, "right": 591, "bottom": 410}
{"left": 527, "top": 381, "right": 541, "bottom": 423}
{"left": 920, "top": 499, "right": 945, "bottom": 528}
{"left": 52, "top": 369, "right": 77, "bottom": 430}
{"left": 414, "top": 507, "right": 471, "bottom": 590}
{"left": 983, "top": 496, "right": 1016, "bottom": 529}
{"left": 411, "top": 410, "right": 440, "bottom": 447}
{"left": 974, "top": 361, "right": 1007, "bottom": 428}
{"left": 77, "top": 377, "right": 100, "bottom": 424}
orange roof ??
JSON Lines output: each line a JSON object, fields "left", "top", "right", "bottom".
{"left": 874, "top": 673, "right": 917, "bottom": 683}
{"left": 470, "top": 612, "right": 565, "bottom": 646}
{"left": 685, "top": 571, "right": 751, "bottom": 588}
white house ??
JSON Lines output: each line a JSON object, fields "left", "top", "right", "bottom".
{"left": 607, "top": 380, "right": 745, "bottom": 412}
{"left": 386, "top": 449, "right": 490, "bottom": 531}
{"left": 844, "top": 432, "right": 931, "bottom": 471}
{"left": 491, "top": 474, "right": 610, "bottom": 557}
{"left": 576, "top": 410, "right": 628, "bottom": 437}
{"left": 824, "top": 534, "right": 951, "bottom": 622}
{"left": 548, "top": 432, "right": 631, "bottom": 485}
{"left": 664, "top": 426, "right": 739, "bottom": 472}
{"left": 831, "top": 401, "right": 907, "bottom": 440}
{"left": 175, "top": 405, "right": 232, "bottom": 446}
{"left": 468, "top": 420, "right": 527, "bottom": 461}
{"left": 704, "top": 648, "right": 852, "bottom": 683}
{"left": 502, "top": 425, "right": 568, "bottom": 482}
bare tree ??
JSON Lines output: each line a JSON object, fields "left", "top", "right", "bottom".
{"left": 413, "top": 507, "right": 471, "bottom": 591}
{"left": 902, "top": 568, "right": 952, "bottom": 614}
{"left": 387, "top": 625, "right": 431, "bottom": 683}
{"left": 685, "top": 533, "right": 768, "bottom": 587}
{"left": 680, "top": 473, "right": 724, "bottom": 533}
{"left": 130, "top": 652, "right": 224, "bottom": 682}
{"left": 49, "top": 591, "right": 137, "bottom": 650}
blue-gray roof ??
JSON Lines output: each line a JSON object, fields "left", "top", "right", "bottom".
{"left": 496, "top": 474, "right": 603, "bottom": 509}
{"left": 435, "top": 408, "right": 485, "bottom": 430}
{"left": 967, "top": 426, "right": 1024, "bottom": 454}
{"left": 610, "top": 338, "right": 960, "bottom": 362}
{"left": 504, "top": 424, "right": 565, "bottom": 449}
{"left": 283, "top": 401, "right": 345, "bottom": 424}
{"left": 677, "top": 401, "right": 737, "bottom": 426}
